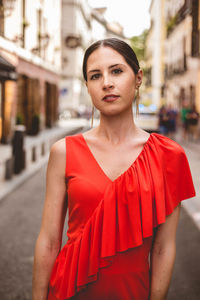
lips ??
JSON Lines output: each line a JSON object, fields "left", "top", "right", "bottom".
{"left": 102, "top": 94, "right": 119, "bottom": 102}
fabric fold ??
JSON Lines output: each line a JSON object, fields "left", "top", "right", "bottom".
{"left": 49, "top": 133, "right": 195, "bottom": 300}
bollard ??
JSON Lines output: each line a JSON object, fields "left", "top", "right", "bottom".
{"left": 5, "top": 157, "right": 14, "bottom": 180}
{"left": 12, "top": 125, "right": 26, "bottom": 174}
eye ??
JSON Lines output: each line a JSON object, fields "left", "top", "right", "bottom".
{"left": 90, "top": 73, "right": 101, "bottom": 80}
{"left": 112, "top": 68, "right": 123, "bottom": 75}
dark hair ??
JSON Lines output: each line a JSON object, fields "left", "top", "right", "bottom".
{"left": 82, "top": 38, "right": 140, "bottom": 81}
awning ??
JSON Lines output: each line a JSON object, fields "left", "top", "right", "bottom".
{"left": 0, "top": 55, "right": 18, "bottom": 81}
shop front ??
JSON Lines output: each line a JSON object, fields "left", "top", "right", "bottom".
{"left": 17, "top": 58, "right": 60, "bottom": 134}
{"left": 0, "top": 55, "right": 17, "bottom": 143}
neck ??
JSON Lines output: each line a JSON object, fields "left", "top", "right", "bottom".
{"left": 95, "top": 108, "right": 139, "bottom": 144}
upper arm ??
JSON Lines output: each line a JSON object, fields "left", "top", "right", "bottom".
{"left": 152, "top": 204, "right": 181, "bottom": 253}
{"left": 39, "top": 138, "right": 67, "bottom": 248}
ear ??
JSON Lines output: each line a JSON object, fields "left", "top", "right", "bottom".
{"left": 136, "top": 69, "right": 143, "bottom": 88}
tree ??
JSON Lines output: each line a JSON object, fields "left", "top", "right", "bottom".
{"left": 130, "top": 29, "right": 148, "bottom": 63}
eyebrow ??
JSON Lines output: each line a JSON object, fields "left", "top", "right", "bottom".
{"left": 87, "top": 63, "right": 123, "bottom": 74}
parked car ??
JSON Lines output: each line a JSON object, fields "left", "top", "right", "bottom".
{"left": 59, "top": 108, "right": 80, "bottom": 120}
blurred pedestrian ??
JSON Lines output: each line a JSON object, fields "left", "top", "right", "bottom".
{"left": 166, "top": 104, "right": 178, "bottom": 139}
{"left": 33, "top": 38, "right": 195, "bottom": 300}
{"left": 186, "top": 104, "right": 199, "bottom": 141}
{"left": 180, "top": 100, "right": 190, "bottom": 141}
{"left": 158, "top": 105, "right": 169, "bottom": 135}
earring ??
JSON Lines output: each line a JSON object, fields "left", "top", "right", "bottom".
{"left": 136, "top": 88, "right": 140, "bottom": 116}
{"left": 91, "top": 106, "right": 94, "bottom": 128}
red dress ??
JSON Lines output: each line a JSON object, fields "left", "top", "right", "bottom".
{"left": 48, "top": 133, "right": 195, "bottom": 300}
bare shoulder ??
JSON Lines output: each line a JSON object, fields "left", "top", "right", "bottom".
{"left": 50, "top": 138, "right": 66, "bottom": 156}
{"left": 48, "top": 138, "right": 66, "bottom": 176}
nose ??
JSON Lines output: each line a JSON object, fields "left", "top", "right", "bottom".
{"left": 102, "top": 74, "right": 114, "bottom": 90}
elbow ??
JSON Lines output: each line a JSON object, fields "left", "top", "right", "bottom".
{"left": 35, "top": 232, "right": 61, "bottom": 257}
{"left": 152, "top": 241, "right": 176, "bottom": 257}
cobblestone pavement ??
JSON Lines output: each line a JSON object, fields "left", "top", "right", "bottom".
{"left": 0, "top": 133, "right": 200, "bottom": 300}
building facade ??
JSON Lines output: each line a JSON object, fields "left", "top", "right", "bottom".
{"left": 146, "top": 0, "right": 200, "bottom": 111}
{"left": 60, "top": 0, "right": 92, "bottom": 113}
{"left": 0, "top": 0, "right": 62, "bottom": 143}
{"left": 146, "top": 0, "right": 166, "bottom": 108}
{"left": 164, "top": 0, "right": 200, "bottom": 110}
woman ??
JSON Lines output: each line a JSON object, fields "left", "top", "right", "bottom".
{"left": 32, "top": 38, "right": 195, "bottom": 300}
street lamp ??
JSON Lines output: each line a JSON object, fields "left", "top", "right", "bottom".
{"left": 65, "top": 35, "right": 82, "bottom": 48}
{"left": 0, "top": 0, "right": 16, "bottom": 17}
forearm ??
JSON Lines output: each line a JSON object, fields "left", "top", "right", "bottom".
{"left": 32, "top": 235, "right": 60, "bottom": 300}
{"left": 149, "top": 245, "right": 176, "bottom": 300}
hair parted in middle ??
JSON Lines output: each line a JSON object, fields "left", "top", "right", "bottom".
{"left": 82, "top": 38, "right": 140, "bottom": 82}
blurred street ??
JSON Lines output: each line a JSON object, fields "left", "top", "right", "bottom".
{"left": 0, "top": 126, "right": 199, "bottom": 300}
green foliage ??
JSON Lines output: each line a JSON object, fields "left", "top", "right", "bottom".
{"left": 130, "top": 29, "right": 149, "bottom": 62}
{"left": 16, "top": 113, "right": 24, "bottom": 125}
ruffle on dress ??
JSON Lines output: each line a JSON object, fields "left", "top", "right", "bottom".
{"left": 49, "top": 134, "right": 195, "bottom": 300}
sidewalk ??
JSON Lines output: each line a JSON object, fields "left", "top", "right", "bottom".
{"left": 0, "top": 118, "right": 90, "bottom": 201}
{"left": 174, "top": 132, "right": 200, "bottom": 230}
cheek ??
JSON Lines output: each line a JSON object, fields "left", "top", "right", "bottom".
{"left": 126, "top": 76, "right": 136, "bottom": 88}
{"left": 88, "top": 87, "right": 96, "bottom": 100}
{"left": 122, "top": 79, "right": 136, "bottom": 99}
{"left": 87, "top": 83, "right": 97, "bottom": 96}
{"left": 130, "top": 85, "right": 136, "bottom": 97}
{"left": 87, "top": 86, "right": 100, "bottom": 106}
{"left": 118, "top": 73, "right": 136, "bottom": 90}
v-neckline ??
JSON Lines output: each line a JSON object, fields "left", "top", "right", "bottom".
{"left": 80, "top": 132, "right": 153, "bottom": 183}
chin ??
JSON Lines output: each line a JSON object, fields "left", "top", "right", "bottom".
{"left": 100, "top": 107, "right": 129, "bottom": 118}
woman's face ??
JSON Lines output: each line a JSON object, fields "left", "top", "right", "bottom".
{"left": 86, "top": 46, "right": 142, "bottom": 116}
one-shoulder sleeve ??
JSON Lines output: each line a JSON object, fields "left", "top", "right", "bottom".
{"left": 148, "top": 134, "right": 195, "bottom": 227}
